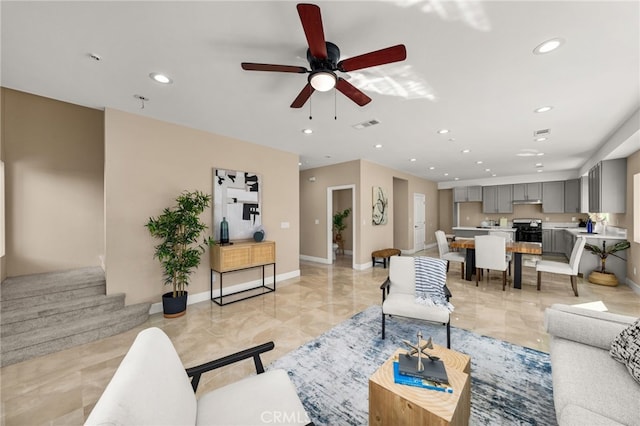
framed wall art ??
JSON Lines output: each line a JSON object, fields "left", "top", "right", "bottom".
{"left": 213, "top": 168, "right": 262, "bottom": 241}
{"left": 372, "top": 186, "right": 388, "bottom": 225}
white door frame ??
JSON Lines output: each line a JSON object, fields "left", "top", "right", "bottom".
{"left": 327, "top": 185, "right": 356, "bottom": 269}
{"left": 413, "top": 193, "right": 426, "bottom": 253}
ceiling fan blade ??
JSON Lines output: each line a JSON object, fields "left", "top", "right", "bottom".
{"left": 290, "top": 83, "right": 315, "bottom": 108}
{"left": 241, "top": 63, "right": 308, "bottom": 73}
{"left": 337, "top": 44, "right": 407, "bottom": 72}
{"left": 297, "top": 3, "right": 327, "bottom": 59}
{"left": 336, "top": 78, "right": 371, "bottom": 107}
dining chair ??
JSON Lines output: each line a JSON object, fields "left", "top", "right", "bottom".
{"left": 488, "top": 230, "right": 513, "bottom": 275}
{"left": 474, "top": 235, "right": 509, "bottom": 290}
{"left": 435, "top": 230, "right": 465, "bottom": 279}
{"left": 536, "top": 237, "right": 586, "bottom": 296}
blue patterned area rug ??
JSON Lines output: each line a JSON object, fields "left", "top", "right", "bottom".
{"left": 269, "top": 305, "right": 556, "bottom": 426}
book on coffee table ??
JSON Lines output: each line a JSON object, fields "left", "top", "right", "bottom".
{"left": 398, "top": 354, "right": 450, "bottom": 384}
{"left": 392, "top": 355, "right": 453, "bottom": 393}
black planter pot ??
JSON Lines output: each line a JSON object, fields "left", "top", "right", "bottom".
{"left": 162, "top": 291, "right": 188, "bottom": 318}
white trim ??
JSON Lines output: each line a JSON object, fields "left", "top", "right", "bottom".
{"left": 149, "top": 269, "right": 301, "bottom": 314}
{"left": 625, "top": 277, "right": 640, "bottom": 295}
{"left": 354, "top": 261, "right": 372, "bottom": 271}
{"left": 300, "top": 254, "right": 332, "bottom": 264}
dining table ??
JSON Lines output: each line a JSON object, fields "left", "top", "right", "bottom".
{"left": 449, "top": 239, "right": 542, "bottom": 289}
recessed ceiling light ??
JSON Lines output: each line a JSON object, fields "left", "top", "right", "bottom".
{"left": 437, "top": 129, "right": 449, "bottom": 134}
{"left": 476, "top": 160, "right": 483, "bottom": 165}
{"left": 534, "top": 106, "right": 553, "bottom": 113}
{"left": 537, "top": 152, "right": 545, "bottom": 156}
{"left": 454, "top": 177, "right": 459, "bottom": 181}
{"left": 444, "top": 173, "right": 449, "bottom": 176}
{"left": 485, "top": 168, "right": 491, "bottom": 172}
{"left": 410, "top": 158, "right": 417, "bottom": 162}
{"left": 492, "top": 173, "right": 497, "bottom": 177}
{"left": 428, "top": 166, "right": 435, "bottom": 170}
{"left": 461, "top": 149, "right": 470, "bottom": 154}
{"left": 302, "top": 129, "right": 313, "bottom": 134}
{"left": 533, "top": 38, "right": 564, "bottom": 54}
{"left": 535, "top": 163, "right": 544, "bottom": 168}
{"left": 537, "top": 169, "right": 543, "bottom": 173}
{"left": 374, "top": 144, "right": 383, "bottom": 148}
{"left": 535, "top": 137, "right": 547, "bottom": 142}
{"left": 149, "top": 72, "right": 173, "bottom": 84}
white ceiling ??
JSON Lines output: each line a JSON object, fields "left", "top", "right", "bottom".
{"left": 2, "top": 1, "right": 639, "bottom": 185}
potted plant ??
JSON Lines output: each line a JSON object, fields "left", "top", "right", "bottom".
{"left": 584, "top": 240, "right": 630, "bottom": 286}
{"left": 145, "top": 190, "right": 213, "bottom": 318}
{"left": 332, "top": 207, "right": 351, "bottom": 243}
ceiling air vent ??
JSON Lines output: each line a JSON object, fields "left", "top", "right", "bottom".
{"left": 353, "top": 119, "right": 380, "bottom": 129}
{"left": 533, "top": 128, "right": 551, "bottom": 137}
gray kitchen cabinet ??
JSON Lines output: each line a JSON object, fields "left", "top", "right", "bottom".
{"left": 542, "top": 181, "right": 565, "bottom": 213}
{"left": 482, "top": 185, "right": 513, "bottom": 213}
{"left": 564, "top": 179, "right": 581, "bottom": 213}
{"left": 542, "top": 229, "right": 552, "bottom": 253}
{"left": 454, "top": 186, "right": 482, "bottom": 202}
{"left": 588, "top": 159, "right": 626, "bottom": 213}
{"left": 552, "top": 229, "right": 565, "bottom": 254}
{"left": 513, "top": 183, "right": 542, "bottom": 201}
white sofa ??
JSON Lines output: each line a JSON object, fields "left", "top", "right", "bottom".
{"left": 85, "top": 327, "right": 312, "bottom": 426}
{"left": 544, "top": 304, "right": 640, "bottom": 425}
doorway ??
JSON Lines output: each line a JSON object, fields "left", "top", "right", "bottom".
{"left": 413, "top": 193, "right": 426, "bottom": 253}
{"left": 327, "top": 185, "right": 356, "bottom": 269}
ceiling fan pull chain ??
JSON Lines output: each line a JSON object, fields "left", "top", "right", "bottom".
{"left": 309, "top": 93, "right": 312, "bottom": 120}
{"left": 334, "top": 88, "right": 337, "bottom": 120}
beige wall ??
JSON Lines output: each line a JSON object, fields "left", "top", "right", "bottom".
{"left": 299, "top": 159, "right": 437, "bottom": 267}
{"left": 3, "top": 88, "right": 104, "bottom": 276}
{"left": 300, "top": 161, "right": 359, "bottom": 260}
{"left": 624, "top": 149, "right": 639, "bottom": 284}
{"left": 438, "top": 189, "right": 454, "bottom": 233}
{"left": 105, "top": 109, "right": 300, "bottom": 304}
{"left": 393, "top": 177, "right": 409, "bottom": 250}
{"left": 1, "top": 88, "right": 5, "bottom": 281}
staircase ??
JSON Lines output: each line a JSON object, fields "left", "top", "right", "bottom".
{"left": 0, "top": 267, "right": 150, "bottom": 367}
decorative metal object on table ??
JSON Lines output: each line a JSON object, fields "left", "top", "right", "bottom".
{"left": 399, "top": 331, "right": 449, "bottom": 385}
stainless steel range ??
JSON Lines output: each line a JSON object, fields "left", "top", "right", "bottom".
{"left": 512, "top": 218, "right": 543, "bottom": 243}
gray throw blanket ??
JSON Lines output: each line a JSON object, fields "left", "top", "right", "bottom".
{"left": 414, "top": 257, "right": 454, "bottom": 312}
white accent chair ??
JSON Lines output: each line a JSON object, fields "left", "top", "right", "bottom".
{"left": 536, "top": 237, "right": 586, "bottom": 296}
{"left": 488, "top": 230, "right": 513, "bottom": 275}
{"left": 474, "top": 235, "right": 509, "bottom": 291}
{"left": 380, "top": 256, "right": 452, "bottom": 348}
{"left": 85, "top": 327, "right": 312, "bottom": 426}
{"left": 435, "top": 230, "right": 465, "bottom": 279}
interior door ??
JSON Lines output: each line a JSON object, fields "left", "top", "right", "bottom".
{"left": 413, "top": 193, "right": 426, "bottom": 253}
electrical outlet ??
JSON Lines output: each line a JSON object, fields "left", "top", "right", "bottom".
{"left": 315, "top": 219, "right": 319, "bottom": 225}
{"left": 571, "top": 217, "right": 576, "bottom": 222}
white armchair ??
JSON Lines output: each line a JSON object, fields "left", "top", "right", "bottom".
{"left": 536, "top": 237, "right": 586, "bottom": 296}
{"left": 435, "top": 230, "right": 465, "bottom": 279}
{"left": 380, "top": 256, "right": 453, "bottom": 348}
{"left": 85, "top": 327, "right": 312, "bottom": 426}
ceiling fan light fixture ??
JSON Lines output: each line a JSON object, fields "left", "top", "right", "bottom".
{"left": 309, "top": 71, "right": 336, "bottom": 92}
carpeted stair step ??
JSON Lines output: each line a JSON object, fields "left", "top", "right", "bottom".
{"left": 0, "top": 302, "right": 151, "bottom": 367}
{"left": 0, "top": 293, "right": 127, "bottom": 337}
{"left": 0, "top": 267, "right": 106, "bottom": 311}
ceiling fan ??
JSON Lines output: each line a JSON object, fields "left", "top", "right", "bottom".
{"left": 241, "top": 3, "right": 407, "bottom": 108}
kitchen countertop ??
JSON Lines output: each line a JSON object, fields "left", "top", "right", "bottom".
{"left": 452, "top": 226, "right": 515, "bottom": 231}
{"left": 563, "top": 227, "right": 628, "bottom": 241}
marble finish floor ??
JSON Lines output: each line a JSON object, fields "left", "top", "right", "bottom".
{"left": 2, "top": 248, "right": 639, "bottom": 425}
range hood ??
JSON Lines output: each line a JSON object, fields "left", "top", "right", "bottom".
{"left": 512, "top": 199, "right": 542, "bottom": 205}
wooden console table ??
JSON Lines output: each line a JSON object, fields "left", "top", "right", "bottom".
{"left": 210, "top": 240, "right": 276, "bottom": 306}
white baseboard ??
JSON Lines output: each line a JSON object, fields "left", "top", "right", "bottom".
{"left": 149, "top": 269, "right": 301, "bottom": 315}
{"left": 625, "top": 277, "right": 640, "bottom": 295}
{"left": 299, "top": 254, "right": 332, "bottom": 264}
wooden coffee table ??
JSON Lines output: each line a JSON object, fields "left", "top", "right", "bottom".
{"left": 369, "top": 345, "right": 471, "bottom": 426}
